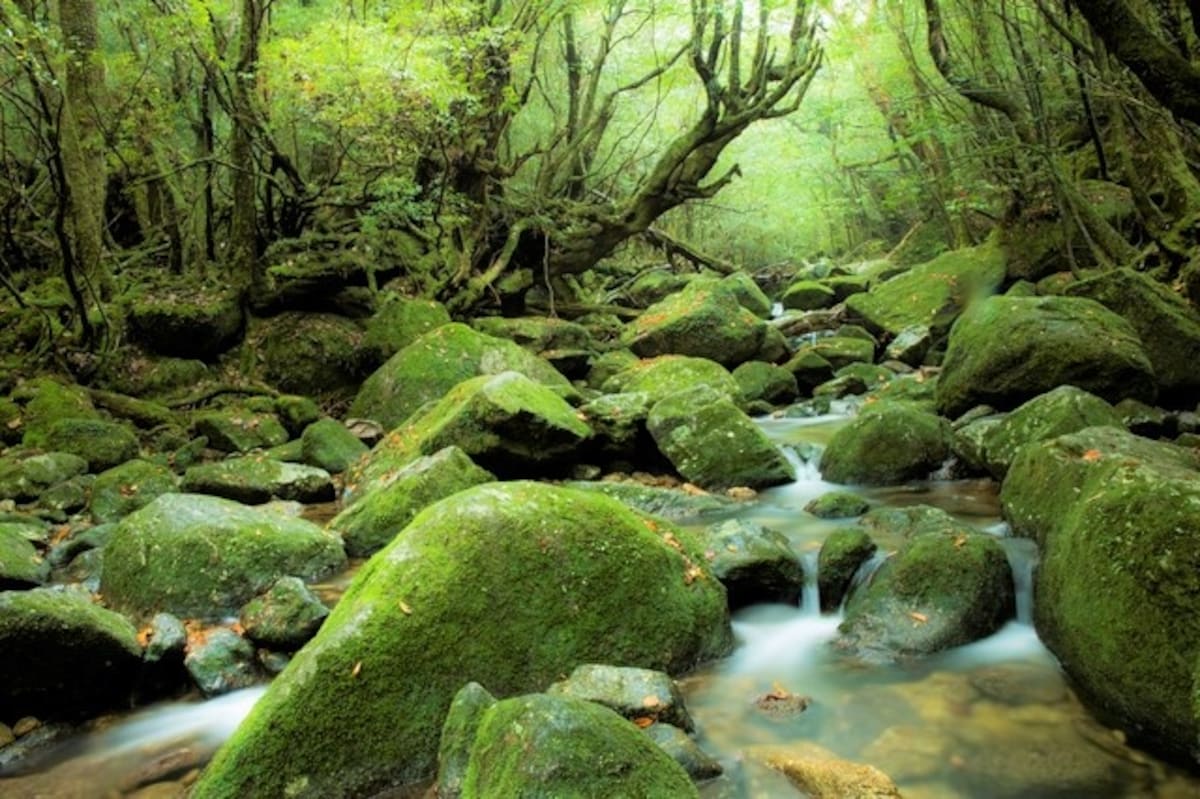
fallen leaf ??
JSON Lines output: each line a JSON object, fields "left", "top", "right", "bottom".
{"left": 908, "top": 611, "right": 928, "bottom": 624}
{"left": 633, "top": 716, "right": 655, "bottom": 729}
{"left": 1081, "top": 449, "right": 1103, "bottom": 463}
{"left": 6, "top": 417, "right": 20, "bottom": 430}
{"left": 641, "top": 694, "right": 662, "bottom": 709}
{"left": 399, "top": 601, "right": 412, "bottom": 615}
{"left": 351, "top": 661, "right": 363, "bottom": 678}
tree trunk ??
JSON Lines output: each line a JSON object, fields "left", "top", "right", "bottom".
{"left": 230, "top": 0, "right": 262, "bottom": 289}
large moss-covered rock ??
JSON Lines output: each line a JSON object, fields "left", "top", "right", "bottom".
{"left": 0, "top": 587, "right": 143, "bottom": 719}
{"left": 89, "top": 459, "right": 179, "bottom": 523}
{"left": 781, "top": 280, "right": 837, "bottom": 311}
{"left": 838, "top": 529, "right": 1014, "bottom": 661}
{"left": 820, "top": 402, "right": 952, "bottom": 486}
{"left": 601, "top": 355, "right": 740, "bottom": 405}
{"left": 1063, "top": 268, "right": 1200, "bottom": 405}
{"left": 193, "top": 410, "right": 290, "bottom": 453}
{"left": 451, "top": 693, "right": 698, "bottom": 799}
{"left": 565, "top": 480, "right": 734, "bottom": 520}
{"left": 1000, "top": 426, "right": 1200, "bottom": 763}
{"left": 697, "top": 519, "right": 804, "bottom": 609}
{"left": 335, "top": 446, "right": 495, "bottom": 556}
{"left": 239, "top": 576, "right": 330, "bottom": 650}
{"left": 622, "top": 282, "right": 767, "bottom": 367}
{"left": 299, "top": 418, "right": 369, "bottom": 474}
{"left": 548, "top": 663, "right": 693, "bottom": 730}
{"left": 363, "top": 294, "right": 451, "bottom": 361}
{"left": 43, "top": 418, "right": 139, "bottom": 472}
{"left": 846, "top": 241, "right": 1007, "bottom": 337}
{"left": 0, "top": 524, "right": 48, "bottom": 588}
{"left": 577, "top": 392, "right": 656, "bottom": 463}
{"left": 980, "top": 386, "right": 1121, "bottom": 479}
{"left": 181, "top": 456, "right": 335, "bottom": 504}
{"left": 936, "top": 295, "right": 1156, "bottom": 418}
{"left": 715, "top": 271, "right": 773, "bottom": 318}
{"left": 733, "top": 361, "right": 800, "bottom": 405}
{"left": 348, "top": 372, "right": 590, "bottom": 490}
{"left": 128, "top": 285, "right": 244, "bottom": 360}
{"left": 471, "top": 316, "right": 593, "bottom": 354}
{"left": 818, "top": 528, "right": 877, "bottom": 612}
{"left": 191, "top": 482, "right": 731, "bottom": 798}
{"left": 100, "top": 493, "right": 346, "bottom": 620}
{"left": 258, "top": 312, "right": 373, "bottom": 396}
{"left": 0, "top": 451, "right": 89, "bottom": 502}
{"left": 647, "top": 386, "right": 795, "bottom": 490}
{"left": 793, "top": 336, "right": 875, "bottom": 371}
{"left": 350, "top": 323, "right": 575, "bottom": 430}
{"left": 13, "top": 378, "right": 98, "bottom": 448}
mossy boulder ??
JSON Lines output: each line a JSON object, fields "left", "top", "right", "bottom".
{"left": 239, "top": 576, "right": 330, "bottom": 650}
{"left": 446, "top": 692, "right": 698, "bottom": 799}
{"left": 793, "top": 336, "right": 875, "bottom": 371}
{"left": 42, "top": 418, "right": 139, "bottom": 472}
{"left": 1000, "top": 426, "right": 1200, "bottom": 763}
{"left": 334, "top": 446, "right": 495, "bottom": 557}
{"left": 190, "top": 482, "right": 731, "bottom": 798}
{"left": 181, "top": 456, "right": 334, "bottom": 504}
{"left": 814, "top": 363, "right": 895, "bottom": 399}
{"left": 350, "top": 323, "right": 575, "bottom": 430}
{"left": 348, "top": 372, "right": 590, "bottom": 488}
{"left": 846, "top": 241, "right": 1007, "bottom": 338}
{"left": 698, "top": 519, "right": 805, "bottom": 609}
{"left": 89, "top": 459, "right": 179, "bottom": 523}
{"left": 805, "top": 491, "right": 870, "bottom": 519}
{"left": 548, "top": 664, "right": 693, "bottom": 730}
{"left": 715, "top": 272, "right": 773, "bottom": 318}
{"left": 647, "top": 386, "right": 795, "bottom": 490}
{"left": 819, "top": 403, "right": 953, "bottom": 485}
{"left": 299, "top": 418, "right": 368, "bottom": 474}
{"left": 100, "top": 493, "right": 346, "bottom": 620}
{"left": 625, "top": 270, "right": 692, "bottom": 307}
{"left": 565, "top": 480, "right": 734, "bottom": 520}
{"left": 818, "top": 528, "right": 877, "bottom": 612}
{"left": 128, "top": 285, "right": 244, "bottom": 360}
{"left": 936, "top": 295, "right": 1156, "bottom": 418}
{"left": 1063, "top": 268, "right": 1200, "bottom": 406}
{"left": 185, "top": 626, "right": 260, "bottom": 696}
{"left": 980, "top": 386, "right": 1121, "bottom": 479}
{"left": 0, "top": 587, "right": 143, "bottom": 719}
{"left": 838, "top": 529, "right": 1014, "bottom": 661}
{"left": 823, "top": 274, "right": 870, "bottom": 302}
{"left": 93, "top": 350, "right": 211, "bottom": 400}
{"left": 622, "top": 282, "right": 768, "bottom": 368}
{"left": 733, "top": 361, "right": 800, "bottom": 406}
{"left": 0, "top": 525, "right": 48, "bottom": 588}
{"left": 257, "top": 312, "right": 373, "bottom": 396}
{"left": 884, "top": 325, "right": 933, "bottom": 367}
{"left": 363, "top": 294, "right": 451, "bottom": 362}
{"left": 193, "top": 410, "right": 290, "bottom": 453}
{"left": 601, "top": 355, "right": 740, "bottom": 405}
{"left": 586, "top": 349, "right": 640, "bottom": 390}
{"left": 0, "top": 451, "right": 88, "bottom": 502}
{"left": 577, "top": 392, "right": 656, "bottom": 463}
{"left": 781, "top": 280, "right": 837, "bottom": 311}
{"left": 784, "top": 350, "right": 836, "bottom": 392}
{"left": 471, "top": 316, "right": 594, "bottom": 354}
{"left": 13, "top": 378, "right": 98, "bottom": 448}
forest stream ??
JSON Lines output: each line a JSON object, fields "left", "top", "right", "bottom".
{"left": 4, "top": 412, "right": 1198, "bottom": 799}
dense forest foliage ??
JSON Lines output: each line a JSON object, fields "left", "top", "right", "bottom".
{"left": 2, "top": 0, "right": 1200, "bottom": 368}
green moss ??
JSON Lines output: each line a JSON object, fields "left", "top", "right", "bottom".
{"left": 980, "top": 386, "right": 1121, "bottom": 479}
{"left": 258, "top": 312, "right": 373, "bottom": 397}
{"left": 43, "top": 418, "right": 140, "bottom": 472}
{"left": 793, "top": 336, "right": 875, "bottom": 371}
{"left": 193, "top": 410, "right": 290, "bottom": 453}
{"left": 333, "top": 447, "right": 495, "bottom": 556}
{"left": 805, "top": 491, "right": 870, "bottom": 519}
{"left": 698, "top": 519, "right": 804, "bottom": 609}
{"left": 0, "top": 524, "right": 48, "bottom": 587}
{"left": 585, "top": 349, "right": 640, "bottom": 390}
{"left": 191, "top": 482, "right": 731, "bottom": 798}
{"left": 15, "top": 378, "right": 98, "bottom": 448}
{"left": 349, "top": 372, "right": 591, "bottom": 489}
{"left": 846, "top": 240, "right": 1007, "bottom": 337}
{"left": 781, "top": 280, "right": 837, "bottom": 311}
{"left": 733, "top": 361, "right": 800, "bottom": 405}
{"left": 647, "top": 386, "right": 795, "bottom": 490}
{"left": 601, "top": 355, "right": 739, "bottom": 405}
{"left": 181, "top": 456, "right": 334, "bottom": 504}
{"left": 1000, "top": 426, "right": 1200, "bottom": 762}
{"left": 127, "top": 284, "right": 243, "bottom": 360}
{"left": 471, "top": 316, "right": 593, "bottom": 353}
{"left": 364, "top": 294, "right": 451, "bottom": 361}
{"left": 90, "top": 459, "right": 179, "bottom": 523}
{"left": 100, "top": 493, "right": 346, "bottom": 620}
{"left": 461, "top": 694, "right": 698, "bottom": 798}
{"left": 622, "top": 282, "right": 767, "bottom": 367}
{"left": 839, "top": 529, "right": 1014, "bottom": 659}
{"left": 819, "top": 402, "right": 952, "bottom": 486}
{"left": 936, "top": 295, "right": 1156, "bottom": 418}
{"left": 239, "top": 576, "right": 330, "bottom": 649}
{"left": 0, "top": 587, "right": 142, "bottom": 719}
{"left": 351, "top": 323, "right": 577, "bottom": 431}
{"left": 300, "top": 418, "right": 368, "bottom": 474}
{"left": 564, "top": 480, "right": 734, "bottom": 520}
{"left": 715, "top": 272, "right": 773, "bottom": 318}
{"left": 818, "top": 528, "right": 877, "bottom": 613}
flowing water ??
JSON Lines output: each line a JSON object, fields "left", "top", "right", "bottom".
{"left": 4, "top": 412, "right": 1200, "bottom": 797}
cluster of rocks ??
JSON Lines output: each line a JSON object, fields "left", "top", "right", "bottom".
{"left": 3, "top": 237, "right": 1200, "bottom": 794}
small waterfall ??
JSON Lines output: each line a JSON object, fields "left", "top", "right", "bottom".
{"left": 842, "top": 549, "right": 889, "bottom": 609}
{"left": 799, "top": 550, "right": 820, "bottom": 617}
{"left": 1002, "top": 537, "right": 1039, "bottom": 625}
{"left": 783, "top": 448, "right": 824, "bottom": 482}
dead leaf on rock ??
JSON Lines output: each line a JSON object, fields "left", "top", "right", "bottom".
{"left": 908, "top": 611, "right": 928, "bottom": 624}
